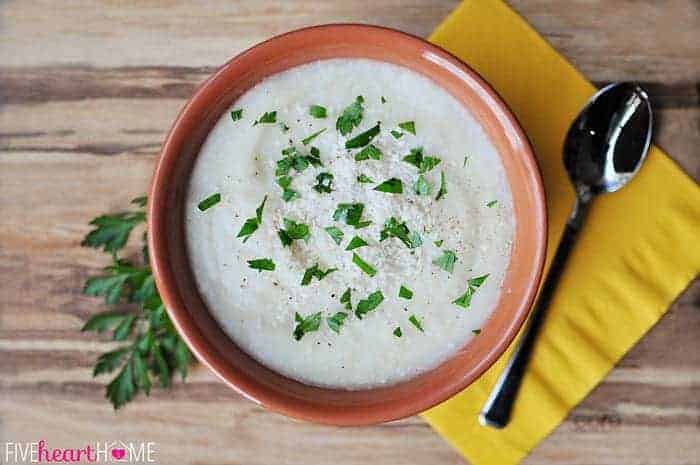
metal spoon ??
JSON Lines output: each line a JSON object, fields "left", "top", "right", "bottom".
{"left": 479, "top": 82, "right": 653, "bottom": 429}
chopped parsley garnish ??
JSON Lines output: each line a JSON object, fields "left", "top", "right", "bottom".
{"left": 487, "top": 200, "right": 498, "bottom": 208}
{"left": 340, "top": 288, "right": 352, "bottom": 310}
{"left": 435, "top": 171, "right": 447, "bottom": 200}
{"left": 253, "top": 111, "right": 277, "bottom": 125}
{"left": 301, "top": 264, "right": 337, "bottom": 286}
{"left": 293, "top": 312, "right": 322, "bottom": 341}
{"left": 313, "top": 172, "right": 334, "bottom": 193}
{"left": 463, "top": 155, "right": 469, "bottom": 167}
{"left": 357, "top": 173, "right": 374, "bottom": 183}
{"left": 333, "top": 203, "right": 371, "bottom": 228}
{"left": 302, "top": 128, "right": 327, "bottom": 146}
{"left": 309, "top": 105, "right": 327, "bottom": 119}
{"left": 197, "top": 193, "right": 221, "bottom": 212}
{"left": 352, "top": 253, "right": 377, "bottom": 277}
{"left": 345, "top": 123, "right": 381, "bottom": 149}
{"left": 381, "top": 96, "right": 387, "bottom": 104}
{"left": 403, "top": 147, "right": 442, "bottom": 173}
{"left": 279, "top": 122, "right": 290, "bottom": 132}
{"left": 336, "top": 96, "right": 364, "bottom": 135}
{"left": 413, "top": 175, "right": 432, "bottom": 195}
{"left": 276, "top": 146, "right": 323, "bottom": 176}
{"left": 472, "top": 329, "right": 481, "bottom": 335}
{"left": 379, "top": 217, "right": 422, "bottom": 249}
{"left": 355, "top": 290, "right": 384, "bottom": 319}
{"left": 399, "top": 285, "right": 413, "bottom": 300}
{"left": 453, "top": 274, "right": 489, "bottom": 308}
{"left": 354, "top": 144, "right": 382, "bottom": 161}
{"left": 390, "top": 130, "right": 403, "bottom": 139}
{"left": 236, "top": 195, "right": 267, "bottom": 242}
{"left": 408, "top": 314, "right": 424, "bottom": 332}
{"left": 345, "top": 235, "right": 369, "bottom": 251}
{"left": 434, "top": 239, "right": 444, "bottom": 247}
{"left": 327, "top": 312, "right": 348, "bottom": 334}
{"left": 230, "top": 109, "right": 243, "bottom": 121}
{"left": 433, "top": 250, "right": 457, "bottom": 273}
{"left": 247, "top": 258, "right": 275, "bottom": 272}
{"left": 398, "top": 121, "right": 416, "bottom": 135}
{"left": 393, "top": 327, "right": 402, "bottom": 337}
{"left": 373, "top": 178, "right": 403, "bottom": 194}
{"left": 324, "top": 226, "right": 344, "bottom": 245}
{"left": 278, "top": 218, "right": 310, "bottom": 246}
{"left": 277, "top": 176, "right": 299, "bottom": 202}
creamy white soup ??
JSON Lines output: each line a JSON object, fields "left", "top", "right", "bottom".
{"left": 185, "top": 59, "right": 514, "bottom": 389}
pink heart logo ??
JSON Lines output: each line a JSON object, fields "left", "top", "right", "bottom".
{"left": 111, "top": 448, "right": 126, "bottom": 460}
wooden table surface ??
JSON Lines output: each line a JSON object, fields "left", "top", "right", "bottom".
{"left": 1, "top": 1, "right": 698, "bottom": 464}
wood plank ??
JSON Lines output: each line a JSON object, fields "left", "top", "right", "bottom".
{"left": 1, "top": 0, "right": 698, "bottom": 83}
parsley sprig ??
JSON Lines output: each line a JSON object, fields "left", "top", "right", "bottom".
{"left": 81, "top": 196, "right": 192, "bottom": 409}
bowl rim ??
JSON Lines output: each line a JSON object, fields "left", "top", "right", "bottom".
{"left": 149, "top": 23, "right": 547, "bottom": 425}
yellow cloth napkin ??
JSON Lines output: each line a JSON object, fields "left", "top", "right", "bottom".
{"left": 421, "top": 1, "right": 700, "bottom": 464}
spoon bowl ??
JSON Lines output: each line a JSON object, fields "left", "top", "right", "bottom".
{"left": 564, "top": 82, "right": 653, "bottom": 197}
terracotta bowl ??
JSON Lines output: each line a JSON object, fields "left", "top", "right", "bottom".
{"left": 149, "top": 24, "right": 547, "bottom": 425}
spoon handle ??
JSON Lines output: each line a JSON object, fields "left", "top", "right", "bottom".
{"left": 479, "top": 196, "right": 590, "bottom": 429}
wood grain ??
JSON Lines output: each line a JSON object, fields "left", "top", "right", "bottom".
{"left": 1, "top": 1, "right": 698, "bottom": 464}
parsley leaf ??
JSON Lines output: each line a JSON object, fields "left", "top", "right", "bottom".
{"left": 324, "top": 226, "right": 344, "bottom": 245}
{"left": 309, "top": 105, "right": 327, "bottom": 118}
{"left": 277, "top": 176, "right": 299, "bottom": 202}
{"left": 253, "top": 111, "right": 277, "bottom": 125}
{"left": 197, "top": 193, "right": 221, "bottom": 211}
{"left": 230, "top": 109, "right": 243, "bottom": 121}
{"left": 357, "top": 173, "right": 374, "bottom": 183}
{"left": 336, "top": 96, "right": 364, "bottom": 135}
{"left": 301, "top": 264, "right": 337, "bottom": 285}
{"left": 402, "top": 147, "right": 442, "bottom": 173}
{"left": 379, "top": 217, "right": 422, "bottom": 249}
{"left": 486, "top": 200, "right": 498, "bottom": 208}
{"left": 345, "top": 123, "right": 380, "bottom": 149}
{"left": 236, "top": 195, "right": 267, "bottom": 242}
{"left": 434, "top": 239, "right": 444, "bottom": 247}
{"left": 381, "top": 96, "right": 387, "bottom": 104}
{"left": 276, "top": 146, "right": 323, "bottom": 176}
{"left": 354, "top": 144, "right": 382, "bottom": 161}
{"left": 453, "top": 274, "right": 489, "bottom": 308}
{"left": 398, "top": 121, "right": 416, "bottom": 135}
{"left": 83, "top": 260, "right": 150, "bottom": 305}
{"left": 373, "top": 178, "right": 403, "bottom": 194}
{"left": 333, "top": 203, "right": 370, "bottom": 229}
{"left": 340, "top": 288, "right": 352, "bottom": 310}
{"left": 248, "top": 258, "right": 275, "bottom": 272}
{"left": 408, "top": 314, "right": 424, "bottom": 332}
{"left": 327, "top": 312, "right": 348, "bottom": 334}
{"left": 393, "top": 327, "right": 402, "bottom": 337}
{"left": 313, "top": 172, "right": 334, "bottom": 193}
{"left": 302, "top": 128, "right": 327, "bottom": 146}
{"left": 399, "top": 285, "right": 413, "bottom": 300}
{"left": 435, "top": 171, "right": 447, "bottom": 200}
{"left": 345, "top": 235, "right": 369, "bottom": 251}
{"left": 433, "top": 250, "right": 457, "bottom": 273}
{"left": 352, "top": 253, "right": 377, "bottom": 277}
{"left": 293, "top": 311, "right": 322, "bottom": 341}
{"left": 390, "top": 130, "right": 403, "bottom": 139}
{"left": 413, "top": 175, "right": 432, "bottom": 195}
{"left": 81, "top": 209, "right": 146, "bottom": 255}
{"left": 279, "top": 122, "right": 290, "bottom": 132}
{"left": 355, "top": 290, "right": 384, "bottom": 319}
{"left": 278, "top": 218, "right": 310, "bottom": 246}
